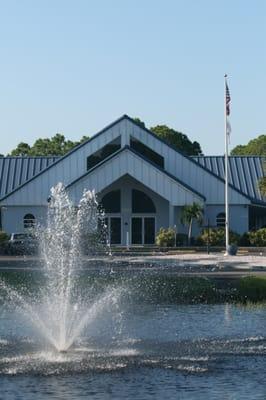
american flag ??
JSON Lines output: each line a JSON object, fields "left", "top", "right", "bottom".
{"left": 226, "top": 81, "right": 231, "bottom": 116}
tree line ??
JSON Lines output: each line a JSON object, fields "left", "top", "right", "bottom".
{"left": 7, "top": 118, "right": 202, "bottom": 157}
{"left": 5, "top": 118, "right": 266, "bottom": 158}
{"left": 8, "top": 134, "right": 89, "bottom": 157}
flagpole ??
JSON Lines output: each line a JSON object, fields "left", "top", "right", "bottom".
{"left": 224, "top": 74, "right": 229, "bottom": 255}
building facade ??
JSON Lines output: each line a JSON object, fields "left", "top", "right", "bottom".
{"left": 1, "top": 115, "right": 266, "bottom": 245}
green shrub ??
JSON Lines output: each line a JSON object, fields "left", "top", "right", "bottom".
{"left": 0, "top": 231, "right": 9, "bottom": 243}
{"left": 248, "top": 228, "right": 266, "bottom": 246}
{"left": 156, "top": 227, "right": 175, "bottom": 247}
{"left": 197, "top": 228, "right": 240, "bottom": 246}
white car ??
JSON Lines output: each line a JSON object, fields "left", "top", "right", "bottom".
{"left": 8, "top": 233, "right": 38, "bottom": 254}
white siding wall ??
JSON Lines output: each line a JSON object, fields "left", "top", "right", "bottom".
{"left": 129, "top": 123, "right": 249, "bottom": 205}
{"left": 2, "top": 206, "right": 47, "bottom": 234}
{"left": 67, "top": 150, "right": 203, "bottom": 206}
{"left": 206, "top": 205, "right": 249, "bottom": 234}
{"left": 1, "top": 117, "right": 250, "bottom": 208}
{"left": 2, "top": 149, "right": 204, "bottom": 207}
{"left": 1, "top": 119, "right": 128, "bottom": 206}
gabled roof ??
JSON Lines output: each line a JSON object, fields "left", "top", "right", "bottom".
{"left": 0, "top": 115, "right": 129, "bottom": 201}
{"left": 67, "top": 145, "right": 205, "bottom": 202}
{"left": 0, "top": 156, "right": 58, "bottom": 199}
{"left": 65, "top": 146, "right": 205, "bottom": 205}
{"left": 0, "top": 114, "right": 265, "bottom": 205}
{"left": 193, "top": 155, "right": 266, "bottom": 203}
{"left": 0, "top": 115, "right": 129, "bottom": 200}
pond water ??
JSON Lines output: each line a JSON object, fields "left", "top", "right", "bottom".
{"left": 0, "top": 284, "right": 265, "bottom": 400}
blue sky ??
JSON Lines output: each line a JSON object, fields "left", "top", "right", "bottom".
{"left": 0, "top": 0, "right": 265, "bottom": 155}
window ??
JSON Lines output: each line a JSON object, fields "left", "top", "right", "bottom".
{"left": 130, "top": 136, "right": 164, "bottom": 168}
{"left": 216, "top": 212, "right": 226, "bottom": 227}
{"left": 87, "top": 136, "right": 121, "bottom": 170}
{"left": 101, "top": 190, "right": 121, "bottom": 213}
{"left": 24, "top": 214, "right": 36, "bottom": 229}
{"left": 132, "top": 189, "right": 156, "bottom": 213}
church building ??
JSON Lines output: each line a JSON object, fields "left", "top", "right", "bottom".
{"left": 0, "top": 115, "right": 266, "bottom": 245}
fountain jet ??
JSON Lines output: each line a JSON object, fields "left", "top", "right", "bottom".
{"left": 0, "top": 183, "right": 121, "bottom": 352}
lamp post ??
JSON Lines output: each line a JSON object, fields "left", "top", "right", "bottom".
{"left": 174, "top": 224, "right": 177, "bottom": 248}
{"left": 203, "top": 218, "right": 210, "bottom": 254}
{"left": 207, "top": 218, "right": 210, "bottom": 255}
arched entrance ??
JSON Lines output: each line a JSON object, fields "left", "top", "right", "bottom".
{"left": 101, "top": 187, "right": 157, "bottom": 246}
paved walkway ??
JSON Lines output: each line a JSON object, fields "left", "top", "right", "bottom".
{"left": 128, "top": 252, "right": 266, "bottom": 269}
{"left": 0, "top": 252, "right": 265, "bottom": 276}
{"left": 117, "top": 252, "right": 266, "bottom": 278}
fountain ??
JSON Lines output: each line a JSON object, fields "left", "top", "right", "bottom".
{"left": 0, "top": 184, "right": 265, "bottom": 398}
{"left": 0, "top": 183, "right": 122, "bottom": 352}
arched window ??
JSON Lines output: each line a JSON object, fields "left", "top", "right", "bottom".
{"left": 101, "top": 190, "right": 121, "bottom": 213}
{"left": 24, "top": 214, "right": 36, "bottom": 229}
{"left": 216, "top": 212, "right": 225, "bottom": 227}
{"left": 132, "top": 189, "right": 156, "bottom": 213}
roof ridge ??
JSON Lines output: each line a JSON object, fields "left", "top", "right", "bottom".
{"left": 66, "top": 145, "right": 206, "bottom": 201}
{"left": 0, "top": 114, "right": 265, "bottom": 204}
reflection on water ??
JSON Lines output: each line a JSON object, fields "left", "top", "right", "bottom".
{"left": 0, "top": 303, "right": 265, "bottom": 400}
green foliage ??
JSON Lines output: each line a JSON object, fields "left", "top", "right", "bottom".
{"left": 248, "top": 228, "right": 266, "bottom": 246}
{"left": 181, "top": 203, "right": 203, "bottom": 226}
{"left": 9, "top": 134, "right": 90, "bottom": 156}
{"left": 231, "top": 135, "right": 266, "bottom": 156}
{"left": 0, "top": 231, "right": 9, "bottom": 243}
{"left": 10, "top": 116, "right": 203, "bottom": 157}
{"left": 10, "top": 142, "right": 31, "bottom": 156}
{"left": 180, "top": 203, "right": 204, "bottom": 244}
{"left": 237, "top": 276, "right": 266, "bottom": 303}
{"left": 156, "top": 227, "right": 175, "bottom": 247}
{"left": 133, "top": 117, "right": 202, "bottom": 155}
{"left": 257, "top": 176, "right": 266, "bottom": 197}
{"left": 133, "top": 118, "right": 146, "bottom": 128}
{"left": 150, "top": 125, "right": 202, "bottom": 155}
{"left": 198, "top": 228, "right": 240, "bottom": 246}
{"left": 198, "top": 228, "right": 266, "bottom": 247}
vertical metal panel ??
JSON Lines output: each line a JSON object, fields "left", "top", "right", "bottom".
{"left": 192, "top": 155, "right": 266, "bottom": 202}
{"left": 1, "top": 118, "right": 265, "bottom": 207}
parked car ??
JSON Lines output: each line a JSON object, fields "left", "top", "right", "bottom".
{"left": 8, "top": 233, "right": 39, "bottom": 255}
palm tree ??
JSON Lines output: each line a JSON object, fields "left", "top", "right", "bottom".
{"left": 180, "top": 202, "right": 204, "bottom": 245}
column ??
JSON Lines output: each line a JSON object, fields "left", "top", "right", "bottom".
{"left": 169, "top": 203, "right": 175, "bottom": 227}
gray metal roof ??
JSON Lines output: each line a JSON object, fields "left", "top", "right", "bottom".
{"left": 0, "top": 156, "right": 59, "bottom": 199}
{"left": 193, "top": 156, "right": 266, "bottom": 201}
{"left": 0, "top": 154, "right": 265, "bottom": 202}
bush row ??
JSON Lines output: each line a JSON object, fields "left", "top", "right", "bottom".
{"left": 198, "top": 227, "right": 266, "bottom": 247}
{"left": 2, "top": 227, "right": 266, "bottom": 250}
{"left": 155, "top": 227, "right": 266, "bottom": 247}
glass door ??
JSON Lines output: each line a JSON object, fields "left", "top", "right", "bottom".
{"left": 131, "top": 217, "right": 155, "bottom": 245}
{"left": 131, "top": 217, "right": 142, "bottom": 244}
{"left": 144, "top": 217, "right": 155, "bottom": 244}
{"left": 105, "top": 217, "right": 121, "bottom": 245}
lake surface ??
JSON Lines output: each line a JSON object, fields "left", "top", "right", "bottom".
{"left": 0, "top": 270, "right": 265, "bottom": 400}
{"left": 0, "top": 302, "right": 265, "bottom": 399}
